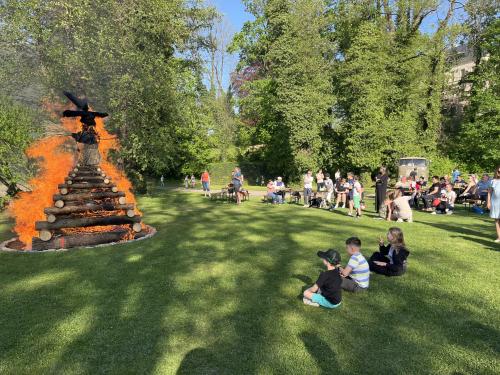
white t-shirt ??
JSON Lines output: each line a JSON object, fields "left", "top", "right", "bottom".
{"left": 446, "top": 190, "right": 457, "bottom": 207}
{"left": 304, "top": 175, "right": 313, "bottom": 189}
{"left": 324, "top": 178, "right": 334, "bottom": 192}
{"left": 353, "top": 181, "right": 362, "bottom": 197}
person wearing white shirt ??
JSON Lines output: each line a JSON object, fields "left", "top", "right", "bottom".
{"left": 324, "top": 174, "right": 334, "bottom": 207}
{"left": 304, "top": 170, "right": 314, "bottom": 207}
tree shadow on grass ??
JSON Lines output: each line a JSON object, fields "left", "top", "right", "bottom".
{"left": 418, "top": 220, "right": 498, "bottom": 251}
{"left": 299, "top": 332, "right": 342, "bottom": 375}
{"left": 1, "top": 192, "right": 499, "bottom": 374}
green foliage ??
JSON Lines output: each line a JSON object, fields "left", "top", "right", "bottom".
{"left": 0, "top": 0, "right": 219, "bottom": 178}
{"left": 453, "top": 18, "right": 499, "bottom": 172}
{"left": 428, "top": 155, "right": 458, "bottom": 178}
{"left": 232, "top": 0, "right": 333, "bottom": 180}
{"left": 207, "top": 161, "right": 265, "bottom": 186}
{"left": 233, "top": 0, "right": 460, "bottom": 180}
{"left": 0, "top": 96, "right": 39, "bottom": 188}
{"left": 359, "top": 172, "right": 373, "bottom": 189}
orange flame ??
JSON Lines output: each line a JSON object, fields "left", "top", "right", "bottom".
{"left": 8, "top": 104, "right": 140, "bottom": 250}
{"left": 95, "top": 117, "right": 141, "bottom": 215}
{"left": 9, "top": 133, "right": 75, "bottom": 248}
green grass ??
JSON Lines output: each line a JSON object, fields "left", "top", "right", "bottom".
{"left": 0, "top": 191, "right": 499, "bottom": 375}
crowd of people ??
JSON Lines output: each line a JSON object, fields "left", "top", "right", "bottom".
{"left": 180, "top": 163, "right": 500, "bottom": 243}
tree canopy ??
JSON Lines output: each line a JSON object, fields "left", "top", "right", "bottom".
{"left": 0, "top": 0, "right": 498, "bottom": 189}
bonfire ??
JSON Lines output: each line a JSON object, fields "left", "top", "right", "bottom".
{"left": 4, "top": 93, "right": 154, "bottom": 251}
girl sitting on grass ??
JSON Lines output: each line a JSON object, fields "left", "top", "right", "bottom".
{"left": 369, "top": 227, "right": 410, "bottom": 276}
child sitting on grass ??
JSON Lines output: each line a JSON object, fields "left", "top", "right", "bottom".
{"left": 303, "top": 249, "right": 342, "bottom": 309}
{"left": 339, "top": 237, "right": 370, "bottom": 292}
{"left": 369, "top": 227, "right": 410, "bottom": 276}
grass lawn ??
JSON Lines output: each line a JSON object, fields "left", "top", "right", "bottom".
{"left": 0, "top": 190, "right": 499, "bottom": 375}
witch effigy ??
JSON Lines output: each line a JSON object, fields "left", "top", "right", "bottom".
{"left": 62, "top": 91, "right": 108, "bottom": 166}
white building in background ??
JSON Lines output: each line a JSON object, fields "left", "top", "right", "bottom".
{"left": 448, "top": 45, "right": 476, "bottom": 93}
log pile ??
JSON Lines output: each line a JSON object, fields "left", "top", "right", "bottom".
{"left": 31, "top": 164, "right": 148, "bottom": 251}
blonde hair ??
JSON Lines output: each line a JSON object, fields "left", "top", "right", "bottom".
{"left": 388, "top": 227, "right": 406, "bottom": 251}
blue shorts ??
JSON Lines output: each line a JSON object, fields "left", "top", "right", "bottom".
{"left": 202, "top": 181, "right": 210, "bottom": 191}
{"left": 311, "top": 294, "right": 342, "bottom": 309}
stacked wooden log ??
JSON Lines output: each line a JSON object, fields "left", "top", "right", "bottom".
{"left": 31, "top": 164, "right": 147, "bottom": 251}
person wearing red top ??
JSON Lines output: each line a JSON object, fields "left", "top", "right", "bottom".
{"left": 201, "top": 170, "right": 211, "bottom": 197}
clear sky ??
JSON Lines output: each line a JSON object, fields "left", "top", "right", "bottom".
{"left": 208, "top": 0, "right": 252, "bottom": 89}
{"left": 211, "top": 0, "right": 252, "bottom": 31}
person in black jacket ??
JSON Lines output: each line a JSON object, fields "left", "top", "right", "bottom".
{"left": 375, "top": 166, "right": 389, "bottom": 213}
{"left": 369, "top": 227, "right": 410, "bottom": 276}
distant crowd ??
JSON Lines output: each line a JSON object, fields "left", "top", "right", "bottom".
{"left": 175, "top": 164, "right": 500, "bottom": 243}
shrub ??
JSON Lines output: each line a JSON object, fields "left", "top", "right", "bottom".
{"left": 429, "top": 155, "right": 459, "bottom": 178}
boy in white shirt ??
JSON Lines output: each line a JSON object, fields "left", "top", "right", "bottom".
{"left": 348, "top": 175, "right": 363, "bottom": 218}
{"left": 324, "top": 173, "right": 334, "bottom": 207}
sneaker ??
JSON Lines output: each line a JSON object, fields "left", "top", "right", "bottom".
{"left": 446, "top": 211, "right": 453, "bottom": 215}
{"left": 397, "top": 218, "right": 404, "bottom": 222}
{"left": 431, "top": 211, "right": 436, "bottom": 215}
{"left": 347, "top": 212, "right": 353, "bottom": 217}
{"left": 407, "top": 217, "right": 413, "bottom": 223}
{"left": 333, "top": 205, "right": 338, "bottom": 209}
{"left": 494, "top": 239, "right": 500, "bottom": 243}
{"left": 303, "top": 298, "right": 319, "bottom": 307}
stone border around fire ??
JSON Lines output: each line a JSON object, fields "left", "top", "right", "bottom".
{"left": 0, "top": 225, "right": 157, "bottom": 253}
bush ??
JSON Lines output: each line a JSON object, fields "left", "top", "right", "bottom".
{"left": 207, "top": 162, "right": 266, "bottom": 186}
{"left": 429, "top": 155, "right": 459, "bottom": 178}
{"left": 359, "top": 172, "right": 372, "bottom": 189}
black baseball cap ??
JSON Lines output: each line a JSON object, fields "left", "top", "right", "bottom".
{"left": 317, "top": 249, "right": 341, "bottom": 265}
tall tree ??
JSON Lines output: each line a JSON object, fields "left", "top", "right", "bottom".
{"left": 0, "top": 0, "right": 217, "bottom": 177}
{"left": 454, "top": 17, "right": 499, "bottom": 170}
{"left": 231, "top": 0, "right": 333, "bottom": 179}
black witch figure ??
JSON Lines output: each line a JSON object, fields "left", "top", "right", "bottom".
{"left": 62, "top": 92, "right": 108, "bottom": 166}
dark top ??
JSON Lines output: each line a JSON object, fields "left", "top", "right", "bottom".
{"left": 376, "top": 174, "right": 389, "bottom": 188}
{"left": 409, "top": 171, "right": 417, "bottom": 179}
{"left": 428, "top": 182, "right": 440, "bottom": 196}
{"left": 335, "top": 180, "right": 346, "bottom": 192}
{"left": 379, "top": 244, "right": 410, "bottom": 276}
{"left": 63, "top": 110, "right": 108, "bottom": 127}
{"left": 316, "top": 268, "right": 342, "bottom": 305}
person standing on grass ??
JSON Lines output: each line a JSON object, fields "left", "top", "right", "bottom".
{"left": 339, "top": 237, "right": 369, "bottom": 292}
{"left": 184, "top": 175, "right": 189, "bottom": 189}
{"left": 303, "top": 249, "right": 342, "bottom": 309}
{"left": 346, "top": 172, "right": 355, "bottom": 214}
{"left": 232, "top": 167, "right": 243, "bottom": 205}
{"left": 348, "top": 175, "right": 363, "bottom": 218}
{"left": 487, "top": 165, "right": 500, "bottom": 243}
{"left": 190, "top": 174, "right": 196, "bottom": 189}
{"left": 160, "top": 175, "right": 164, "bottom": 187}
{"left": 303, "top": 170, "right": 314, "bottom": 207}
{"left": 375, "top": 166, "right": 389, "bottom": 214}
{"left": 201, "top": 170, "right": 211, "bottom": 198}
{"left": 324, "top": 173, "right": 334, "bottom": 208}
{"left": 369, "top": 227, "right": 410, "bottom": 276}
{"left": 316, "top": 169, "right": 325, "bottom": 192}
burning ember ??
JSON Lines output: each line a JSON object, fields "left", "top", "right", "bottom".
{"left": 6, "top": 94, "right": 152, "bottom": 251}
